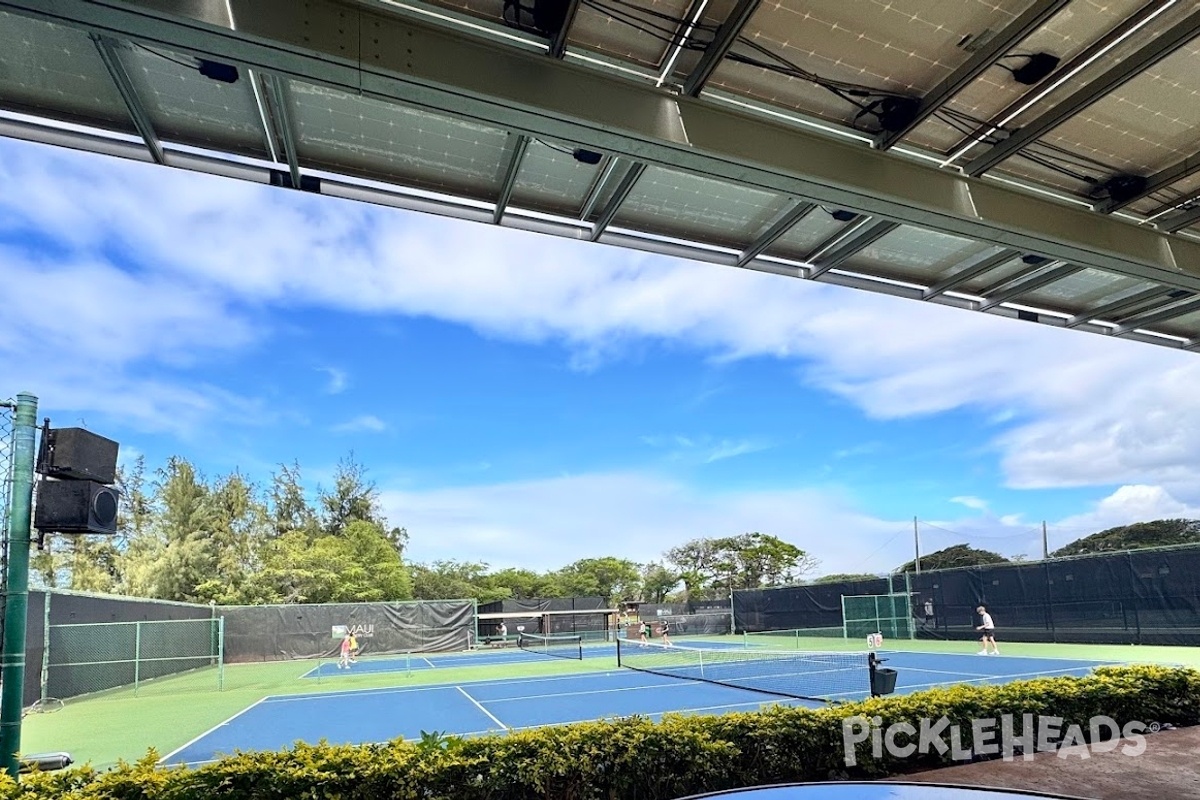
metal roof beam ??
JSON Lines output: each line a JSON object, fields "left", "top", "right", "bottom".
{"left": 873, "top": 0, "right": 1073, "bottom": 151}
{"left": 922, "top": 249, "right": 1021, "bottom": 300}
{"left": 1160, "top": 204, "right": 1200, "bottom": 234}
{"left": 548, "top": 0, "right": 581, "bottom": 59}
{"left": 590, "top": 163, "right": 646, "bottom": 241}
{"left": 807, "top": 219, "right": 899, "bottom": 279}
{"left": 963, "top": 9, "right": 1200, "bottom": 177}
{"left": 737, "top": 200, "right": 815, "bottom": 267}
{"left": 682, "top": 0, "right": 761, "bottom": 97}
{"left": 977, "top": 262, "right": 1082, "bottom": 312}
{"left": 7, "top": 0, "right": 1200, "bottom": 295}
{"left": 1064, "top": 286, "right": 1181, "bottom": 329}
{"left": 1114, "top": 297, "right": 1200, "bottom": 336}
{"left": 945, "top": 0, "right": 1175, "bottom": 165}
{"left": 494, "top": 134, "right": 530, "bottom": 223}
{"left": 262, "top": 74, "right": 303, "bottom": 190}
{"left": 92, "top": 34, "right": 164, "bottom": 165}
{"left": 1095, "top": 150, "right": 1200, "bottom": 214}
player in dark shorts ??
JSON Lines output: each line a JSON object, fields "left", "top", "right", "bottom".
{"left": 976, "top": 605, "right": 999, "bottom": 655}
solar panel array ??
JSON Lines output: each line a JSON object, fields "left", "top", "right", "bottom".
{"left": 2, "top": 0, "right": 1199, "bottom": 352}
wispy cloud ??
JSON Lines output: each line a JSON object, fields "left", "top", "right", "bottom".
{"left": 319, "top": 367, "right": 348, "bottom": 394}
{"left": 332, "top": 415, "right": 387, "bottom": 433}
{"left": 950, "top": 496, "right": 990, "bottom": 511}
{"left": 641, "top": 434, "right": 773, "bottom": 464}
{"left": 834, "top": 442, "right": 881, "bottom": 459}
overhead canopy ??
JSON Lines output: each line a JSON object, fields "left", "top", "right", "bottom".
{"left": 3, "top": 0, "right": 1200, "bottom": 351}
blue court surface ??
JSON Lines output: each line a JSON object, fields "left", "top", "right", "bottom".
{"left": 163, "top": 649, "right": 1119, "bottom": 767}
{"left": 300, "top": 641, "right": 619, "bottom": 678}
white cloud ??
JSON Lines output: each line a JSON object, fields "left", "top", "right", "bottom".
{"left": 1047, "top": 485, "right": 1200, "bottom": 551}
{"left": 381, "top": 471, "right": 909, "bottom": 574}
{"left": 950, "top": 496, "right": 990, "bottom": 511}
{"left": 332, "top": 414, "right": 387, "bottom": 433}
{"left": 319, "top": 367, "right": 348, "bottom": 394}
{"left": 5, "top": 139, "right": 1200, "bottom": 506}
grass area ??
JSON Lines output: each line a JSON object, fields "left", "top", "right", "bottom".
{"left": 18, "top": 634, "right": 1200, "bottom": 771}
{"left": 19, "top": 647, "right": 615, "bottom": 770}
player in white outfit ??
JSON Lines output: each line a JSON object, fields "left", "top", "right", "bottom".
{"left": 976, "top": 605, "right": 999, "bottom": 655}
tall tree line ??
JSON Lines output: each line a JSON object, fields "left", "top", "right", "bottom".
{"left": 30, "top": 453, "right": 818, "bottom": 606}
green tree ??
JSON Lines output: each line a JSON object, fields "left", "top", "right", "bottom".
{"left": 811, "top": 572, "right": 881, "bottom": 584}
{"left": 487, "top": 568, "right": 564, "bottom": 599}
{"left": 641, "top": 563, "right": 679, "bottom": 602}
{"left": 555, "top": 557, "right": 642, "bottom": 604}
{"left": 896, "top": 543, "right": 1009, "bottom": 573}
{"left": 269, "top": 460, "right": 320, "bottom": 539}
{"left": 1051, "top": 519, "right": 1200, "bottom": 557}
{"left": 410, "top": 560, "right": 511, "bottom": 604}
{"left": 319, "top": 453, "right": 386, "bottom": 537}
{"left": 667, "top": 533, "right": 816, "bottom": 597}
{"left": 130, "top": 457, "right": 217, "bottom": 602}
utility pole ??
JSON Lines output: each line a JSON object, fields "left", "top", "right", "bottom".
{"left": 1042, "top": 521, "right": 1049, "bottom": 560}
{"left": 0, "top": 393, "right": 37, "bottom": 778}
{"left": 913, "top": 516, "right": 921, "bottom": 574}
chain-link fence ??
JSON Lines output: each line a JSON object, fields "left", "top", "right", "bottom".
{"left": 44, "top": 618, "right": 224, "bottom": 700}
{"left": 841, "top": 592, "right": 914, "bottom": 640}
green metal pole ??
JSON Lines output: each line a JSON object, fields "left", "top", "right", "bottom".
{"left": 0, "top": 392, "right": 38, "bottom": 778}
{"left": 134, "top": 622, "right": 141, "bottom": 696}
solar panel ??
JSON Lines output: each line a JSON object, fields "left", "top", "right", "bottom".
{"left": 2, "top": 0, "right": 1200, "bottom": 351}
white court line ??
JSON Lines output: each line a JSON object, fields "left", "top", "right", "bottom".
{"left": 159, "top": 697, "right": 269, "bottom": 764}
{"left": 420, "top": 657, "right": 436, "bottom": 668}
{"left": 457, "top": 686, "right": 508, "bottom": 731}
{"left": 261, "top": 670, "right": 651, "bottom": 704}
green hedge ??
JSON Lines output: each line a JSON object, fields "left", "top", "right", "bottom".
{"left": 4, "top": 665, "right": 1198, "bottom": 800}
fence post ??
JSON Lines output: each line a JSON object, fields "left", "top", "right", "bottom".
{"left": 217, "top": 616, "right": 225, "bottom": 691}
{"left": 0, "top": 392, "right": 37, "bottom": 778}
{"left": 134, "top": 621, "right": 142, "bottom": 695}
{"left": 39, "top": 593, "right": 50, "bottom": 704}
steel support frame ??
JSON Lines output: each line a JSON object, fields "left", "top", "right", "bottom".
{"left": 807, "top": 219, "right": 899, "bottom": 279}
{"left": 494, "top": 134, "right": 530, "bottom": 223}
{"left": 1114, "top": 297, "right": 1200, "bottom": 336}
{"left": 262, "top": 74, "right": 302, "bottom": 189}
{"left": 977, "top": 262, "right": 1082, "bottom": 313}
{"left": 922, "top": 249, "right": 1022, "bottom": 301}
{"left": 737, "top": 200, "right": 815, "bottom": 267}
{"left": 963, "top": 9, "right": 1200, "bottom": 177}
{"left": 7, "top": 0, "right": 1200, "bottom": 295}
{"left": 92, "top": 34, "right": 164, "bottom": 164}
{"left": 1064, "top": 286, "right": 1183, "bottom": 329}
{"left": 1095, "top": 150, "right": 1200, "bottom": 214}
{"left": 873, "top": 0, "right": 1073, "bottom": 150}
{"left": 682, "top": 0, "right": 761, "bottom": 97}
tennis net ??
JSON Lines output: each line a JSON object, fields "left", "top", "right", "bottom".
{"left": 518, "top": 632, "right": 584, "bottom": 660}
{"left": 615, "top": 638, "right": 869, "bottom": 702}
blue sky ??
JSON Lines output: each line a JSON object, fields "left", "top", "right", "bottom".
{"left": 3, "top": 135, "right": 1199, "bottom": 577}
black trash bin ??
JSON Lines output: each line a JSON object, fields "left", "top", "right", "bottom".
{"left": 871, "top": 666, "right": 897, "bottom": 696}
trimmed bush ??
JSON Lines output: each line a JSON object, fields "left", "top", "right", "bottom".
{"left": 3, "top": 665, "right": 1197, "bottom": 800}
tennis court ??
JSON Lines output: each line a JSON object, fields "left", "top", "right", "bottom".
{"left": 163, "top": 642, "right": 1120, "bottom": 767}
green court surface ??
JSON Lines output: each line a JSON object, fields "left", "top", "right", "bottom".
{"left": 18, "top": 635, "right": 1200, "bottom": 771}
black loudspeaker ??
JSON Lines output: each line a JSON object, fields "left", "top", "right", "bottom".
{"left": 40, "top": 427, "right": 119, "bottom": 484}
{"left": 34, "top": 479, "right": 120, "bottom": 535}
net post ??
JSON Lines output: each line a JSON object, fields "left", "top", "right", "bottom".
{"left": 134, "top": 621, "right": 142, "bottom": 696}
{"left": 905, "top": 572, "right": 914, "bottom": 640}
{"left": 841, "top": 595, "right": 849, "bottom": 639}
{"left": 698, "top": 648, "right": 704, "bottom": 678}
